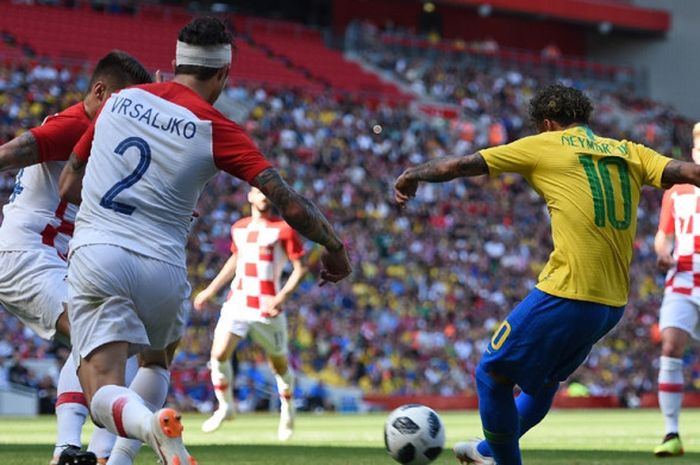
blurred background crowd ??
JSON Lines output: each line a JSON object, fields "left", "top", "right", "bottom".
{"left": 0, "top": 25, "right": 697, "bottom": 412}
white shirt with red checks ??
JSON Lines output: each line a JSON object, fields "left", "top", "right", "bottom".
{"left": 227, "top": 216, "right": 305, "bottom": 320}
{"left": 0, "top": 103, "right": 89, "bottom": 258}
{"left": 659, "top": 184, "right": 700, "bottom": 296}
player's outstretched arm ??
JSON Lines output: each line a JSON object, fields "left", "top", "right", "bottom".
{"left": 661, "top": 160, "right": 700, "bottom": 188}
{"left": 654, "top": 230, "right": 675, "bottom": 272}
{"left": 264, "top": 257, "right": 308, "bottom": 317}
{"left": 252, "top": 168, "right": 351, "bottom": 284}
{"left": 58, "top": 153, "right": 87, "bottom": 204}
{"left": 394, "top": 152, "right": 489, "bottom": 205}
{"left": 0, "top": 132, "right": 40, "bottom": 171}
{"left": 193, "top": 253, "right": 238, "bottom": 311}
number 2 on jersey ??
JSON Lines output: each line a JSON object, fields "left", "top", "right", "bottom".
{"left": 100, "top": 137, "right": 151, "bottom": 215}
{"left": 578, "top": 154, "right": 631, "bottom": 230}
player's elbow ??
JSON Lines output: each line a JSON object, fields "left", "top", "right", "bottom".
{"left": 0, "top": 145, "right": 19, "bottom": 172}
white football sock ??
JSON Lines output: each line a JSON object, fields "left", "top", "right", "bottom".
{"left": 658, "top": 356, "right": 684, "bottom": 434}
{"left": 53, "top": 356, "right": 88, "bottom": 457}
{"left": 88, "top": 357, "right": 141, "bottom": 459}
{"left": 211, "top": 359, "right": 234, "bottom": 411}
{"left": 275, "top": 369, "right": 295, "bottom": 410}
{"left": 90, "top": 385, "right": 152, "bottom": 442}
{"left": 106, "top": 366, "right": 170, "bottom": 465}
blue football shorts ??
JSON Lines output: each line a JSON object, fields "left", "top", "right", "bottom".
{"left": 479, "top": 288, "right": 625, "bottom": 395}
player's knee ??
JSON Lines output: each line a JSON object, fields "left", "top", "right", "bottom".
{"left": 55, "top": 310, "right": 71, "bottom": 339}
{"left": 476, "top": 364, "right": 513, "bottom": 387}
{"left": 268, "top": 356, "right": 288, "bottom": 375}
{"left": 661, "top": 339, "right": 686, "bottom": 358}
{"left": 210, "top": 346, "right": 230, "bottom": 362}
{"left": 138, "top": 351, "right": 169, "bottom": 370}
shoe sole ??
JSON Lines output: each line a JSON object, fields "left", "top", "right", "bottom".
{"left": 152, "top": 409, "right": 198, "bottom": 465}
{"left": 159, "top": 409, "right": 184, "bottom": 439}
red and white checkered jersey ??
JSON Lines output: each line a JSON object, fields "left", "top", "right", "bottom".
{"left": 659, "top": 184, "right": 700, "bottom": 296}
{"left": 71, "top": 82, "right": 272, "bottom": 268}
{"left": 0, "top": 103, "right": 89, "bottom": 257}
{"left": 228, "top": 216, "right": 305, "bottom": 320}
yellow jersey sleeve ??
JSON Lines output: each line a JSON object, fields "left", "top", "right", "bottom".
{"left": 633, "top": 143, "right": 673, "bottom": 188}
{"left": 479, "top": 135, "right": 541, "bottom": 177}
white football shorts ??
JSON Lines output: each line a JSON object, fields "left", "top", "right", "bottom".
{"left": 659, "top": 292, "right": 700, "bottom": 340}
{"left": 68, "top": 244, "right": 190, "bottom": 366}
{"left": 215, "top": 301, "right": 288, "bottom": 357}
{"left": 0, "top": 249, "right": 67, "bottom": 340}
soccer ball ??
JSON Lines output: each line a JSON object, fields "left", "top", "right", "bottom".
{"left": 384, "top": 404, "right": 445, "bottom": 465}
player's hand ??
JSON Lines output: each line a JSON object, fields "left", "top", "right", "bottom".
{"left": 155, "top": 69, "right": 163, "bottom": 83}
{"left": 319, "top": 245, "right": 351, "bottom": 286}
{"left": 262, "top": 294, "right": 286, "bottom": 318}
{"left": 193, "top": 289, "right": 213, "bottom": 311}
{"left": 394, "top": 171, "right": 418, "bottom": 206}
{"left": 657, "top": 253, "right": 674, "bottom": 272}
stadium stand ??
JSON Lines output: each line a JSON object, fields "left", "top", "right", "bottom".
{"left": 346, "top": 20, "right": 637, "bottom": 100}
{"left": 0, "top": 1, "right": 405, "bottom": 97}
{"left": 232, "top": 16, "right": 408, "bottom": 100}
{"left": 0, "top": 2, "right": 698, "bottom": 413}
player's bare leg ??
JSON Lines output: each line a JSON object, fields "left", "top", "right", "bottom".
{"left": 106, "top": 342, "right": 177, "bottom": 465}
{"left": 655, "top": 327, "right": 688, "bottom": 457}
{"left": 79, "top": 341, "right": 195, "bottom": 465}
{"left": 202, "top": 332, "right": 239, "bottom": 433}
{"left": 269, "top": 354, "right": 295, "bottom": 441}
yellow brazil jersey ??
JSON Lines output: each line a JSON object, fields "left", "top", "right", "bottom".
{"left": 479, "top": 126, "right": 672, "bottom": 306}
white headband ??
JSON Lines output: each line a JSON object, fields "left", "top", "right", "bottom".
{"left": 175, "top": 40, "right": 232, "bottom": 68}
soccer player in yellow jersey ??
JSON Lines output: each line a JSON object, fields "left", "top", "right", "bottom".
{"left": 394, "top": 84, "right": 700, "bottom": 465}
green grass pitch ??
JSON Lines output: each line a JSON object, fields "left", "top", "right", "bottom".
{"left": 1, "top": 409, "right": 700, "bottom": 464}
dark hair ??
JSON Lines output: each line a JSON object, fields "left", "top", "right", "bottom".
{"left": 90, "top": 50, "right": 152, "bottom": 89}
{"left": 529, "top": 84, "right": 593, "bottom": 127}
{"left": 175, "top": 16, "right": 234, "bottom": 81}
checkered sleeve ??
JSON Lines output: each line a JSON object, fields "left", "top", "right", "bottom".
{"left": 230, "top": 223, "right": 238, "bottom": 254}
{"left": 281, "top": 225, "right": 305, "bottom": 260}
{"left": 658, "top": 189, "right": 675, "bottom": 235}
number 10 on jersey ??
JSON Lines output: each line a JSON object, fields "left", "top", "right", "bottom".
{"left": 578, "top": 154, "right": 632, "bottom": 230}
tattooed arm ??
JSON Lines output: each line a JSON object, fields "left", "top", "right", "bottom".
{"left": 253, "top": 168, "right": 344, "bottom": 251}
{"left": 0, "top": 132, "right": 41, "bottom": 171}
{"left": 252, "top": 168, "right": 350, "bottom": 283}
{"left": 394, "top": 152, "right": 489, "bottom": 205}
{"left": 661, "top": 160, "right": 700, "bottom": 188}
{"left": 58, "top": 153, "right": 88, "bottom": 204}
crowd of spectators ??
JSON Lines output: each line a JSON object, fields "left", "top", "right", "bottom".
{"left": 347, "top": 21, "right": 638, "bottom": 109}
{"left": 0, "top": 51, "right": 698, "bottom": 413}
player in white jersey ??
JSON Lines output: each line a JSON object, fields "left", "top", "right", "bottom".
{"left": 194, "top": 187, "right": 307, "bottom": 439}
{"left": 653, "top": 122, "right": 700, "bottom": 457}
{"left": 0, "top": 51, "right": 154, "bottom": 465}
{"left": 58, "top": 17, "right": 351, "bottom": 465}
